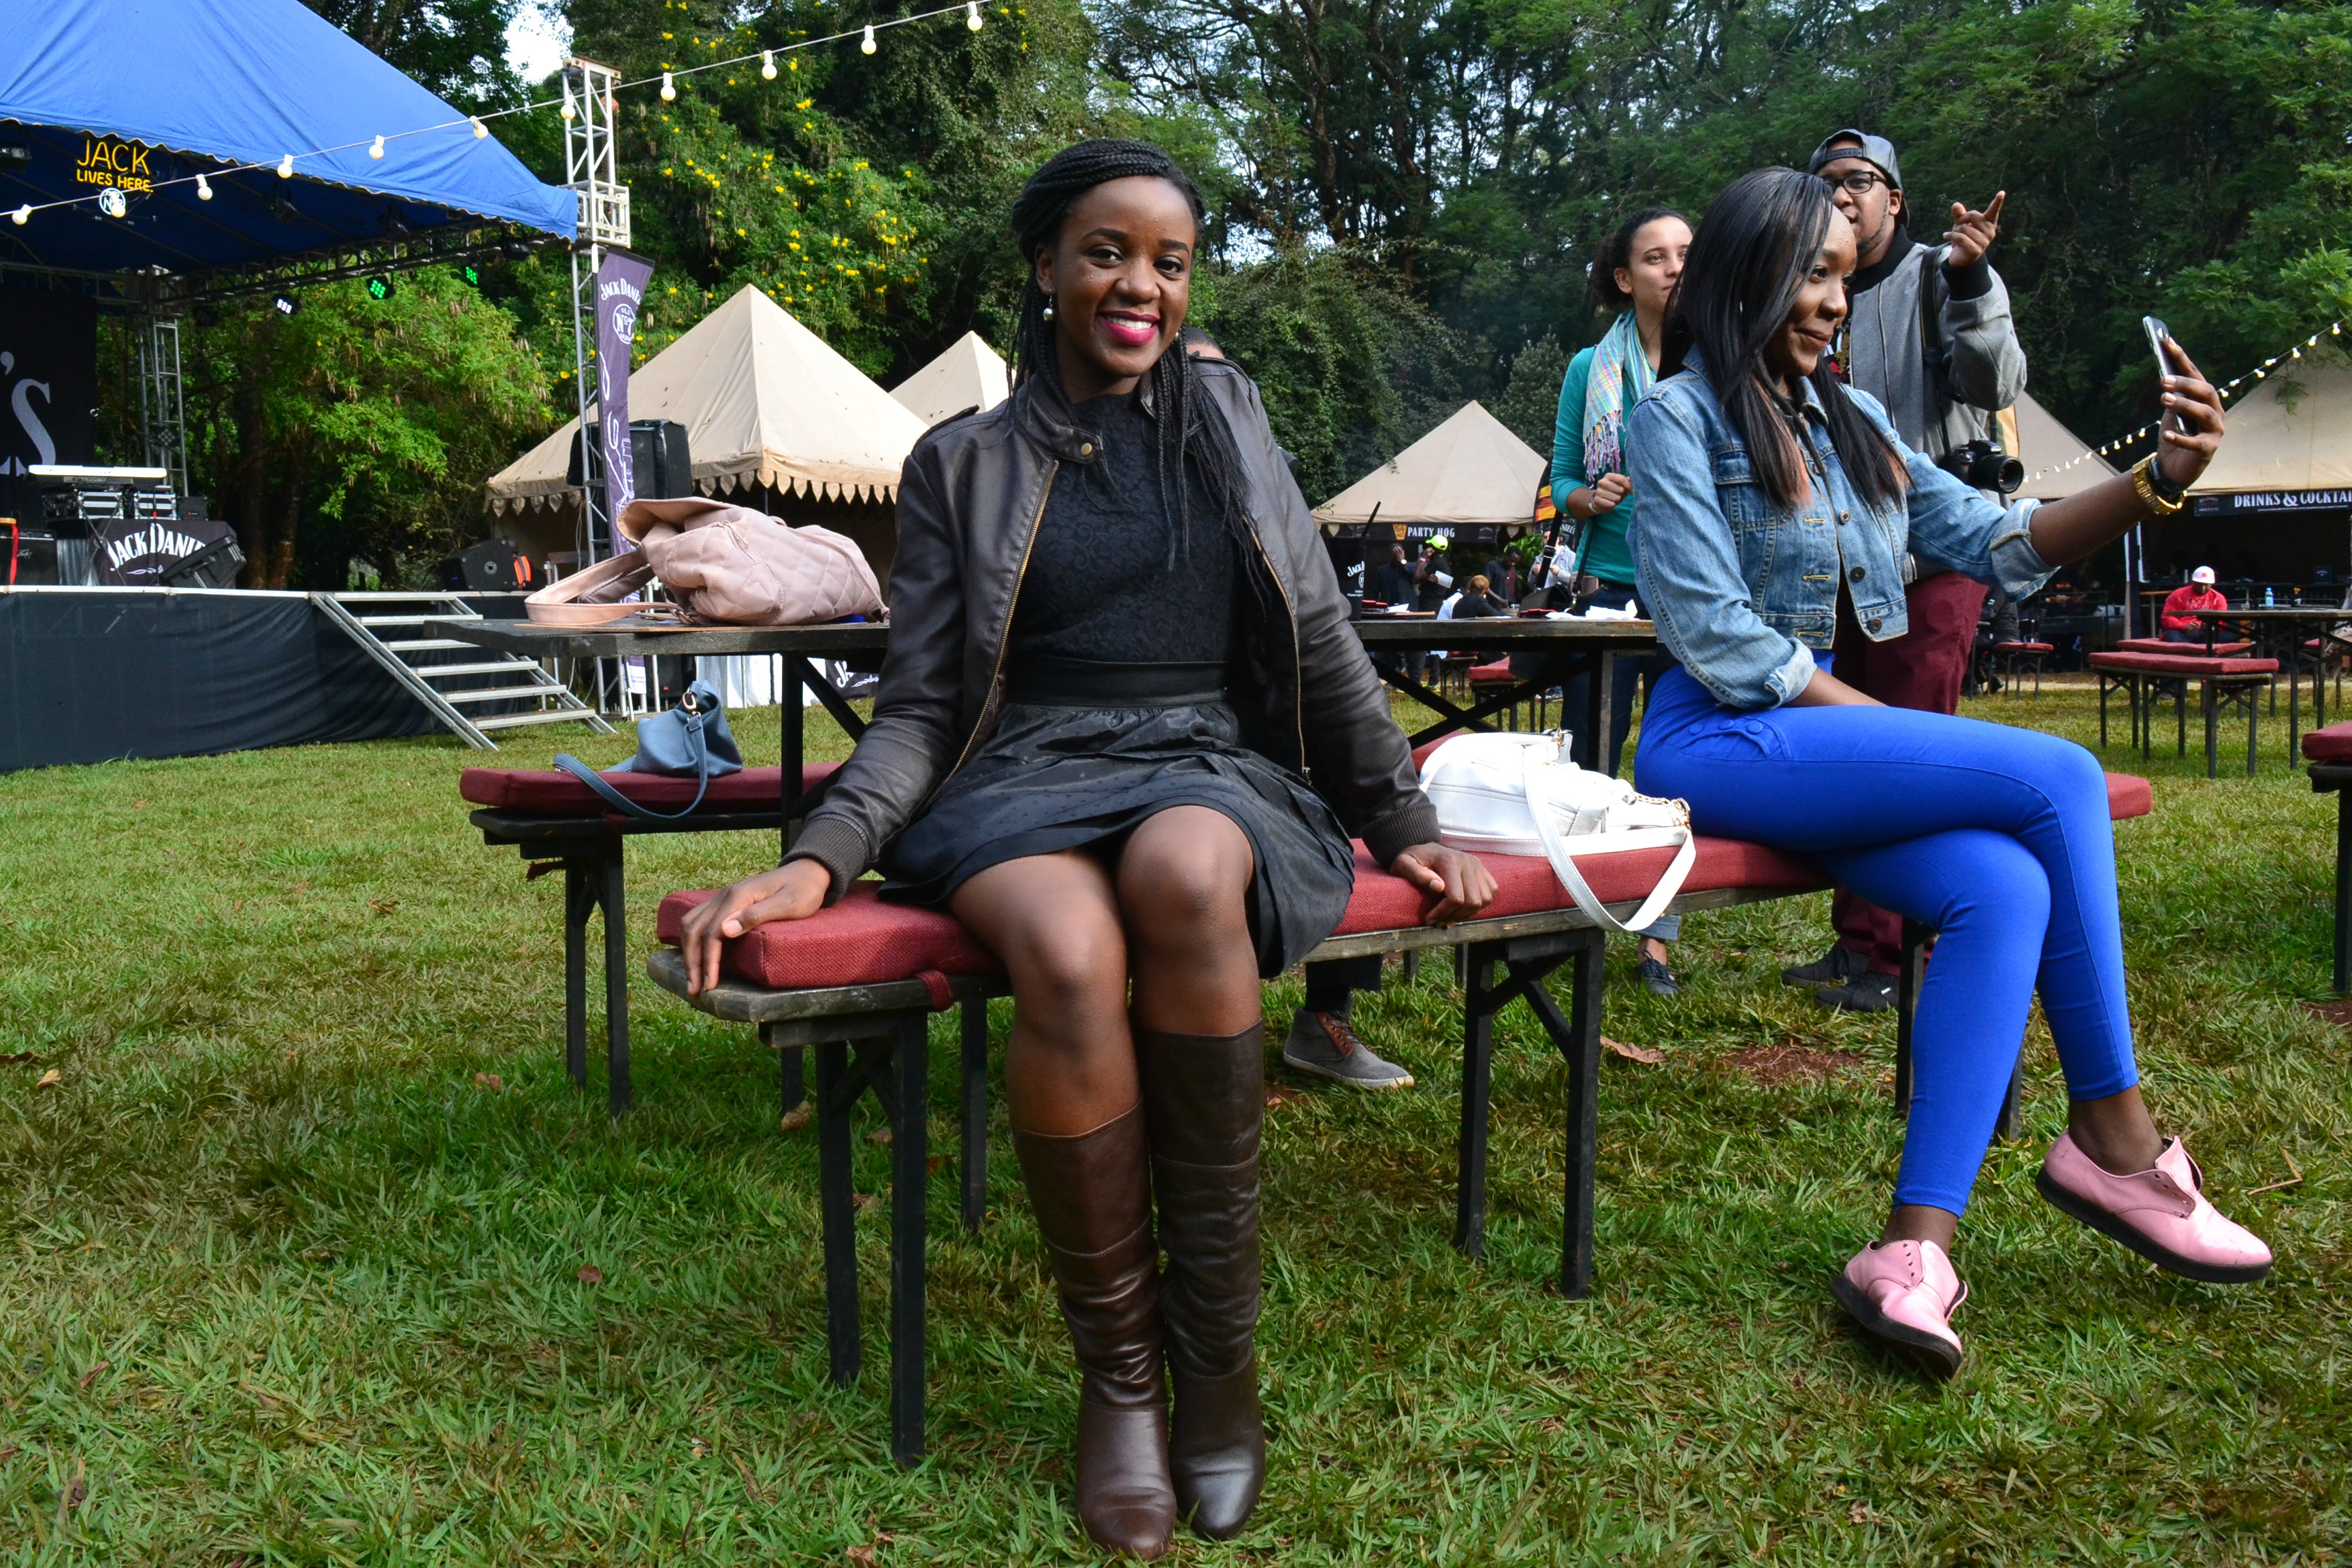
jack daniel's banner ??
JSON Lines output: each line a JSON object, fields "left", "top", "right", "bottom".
{"left": 593, "top": 250, "right": 656, "bottom": 532}
{"left": 95, "top": 516, "right": 240, "bottom": 586}
{"left": 0, "top": 286, "right": 99, "bottom": 528}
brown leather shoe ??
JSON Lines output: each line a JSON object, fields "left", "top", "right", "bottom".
{"left": 1134, "top": 1021, "right": 1267, "bottom": 1539}
{"left": 1014, "top": 1104, "right": 1176, "bottom": 1559}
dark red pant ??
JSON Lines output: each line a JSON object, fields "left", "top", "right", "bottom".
{"left": 1827, "top": 571, "right": 1992, "bottom": 973}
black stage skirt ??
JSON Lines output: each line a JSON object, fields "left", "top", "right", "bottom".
{"left": 877, "top": 657, "right": 1356, "bottom": 977}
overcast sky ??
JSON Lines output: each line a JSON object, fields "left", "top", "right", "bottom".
{"left": 505, "top": 2, "right": 570, "bottom": 84}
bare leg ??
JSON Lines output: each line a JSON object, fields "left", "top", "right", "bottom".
{"left": 2065, "top": 1085, "right": 2165, "bottom": 1175}
{"left": 950, "top": 851, "right": 1135, "bottom": 1136}
{"left": 1117, "top": 806, "right": 1262, "bottom": 1034}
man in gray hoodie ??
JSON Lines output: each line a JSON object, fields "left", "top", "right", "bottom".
{"left": 1784, "top": 128, "right": 2029, "bottom": 1011}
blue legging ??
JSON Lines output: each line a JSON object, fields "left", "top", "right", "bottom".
{"left": 1635, "top": 657, "right": 2136, "bottom": 1216}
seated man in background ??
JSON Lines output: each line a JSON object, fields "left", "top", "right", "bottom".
{"left": 2161, "top": 566, "right": 2227, "bottom": 642}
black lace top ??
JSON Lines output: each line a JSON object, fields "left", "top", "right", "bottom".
{"left": 1008, "top": 389, "right": 1239, "bottom": 666}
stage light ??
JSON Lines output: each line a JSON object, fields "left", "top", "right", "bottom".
{"left": 364, "top": 275, "right": 395, "bottom": 301}
{"left": 471, "top": 116, "right": 489, "bottom": 139}
{"left": 278, "top": 153, "right": 294, "bottom": 178}
{"left": 968, "top": 2, "right": 983, "bottom": 27}
{"left": 272, "top": 292, "right": 299, "bottom": 316}
{"left": 762, "top": 50, "right": 777, "bottom": 78}
{"left": 0, "top": 144, "right": 29, "bottom": 169}
{"left": 457, "top": 262, "right": 483, "bottom": 289}
{"left": 562, "top": 82, "right": 578, "bottom": 120}
{"left": 10, "top": 205, "right": 28, "bottom": 225}
{"left": 862, "top": 23, "right": 877, "bottom": 52}
{"left": 195, "top": 172, "right": 212, "bottom": 200}
{"left": 97, "top": 186, "right": 127, "bottom": 218}
{"left": 660, "top": 71, "right": 676, "bottom": 101}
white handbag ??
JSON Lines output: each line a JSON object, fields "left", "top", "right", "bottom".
{"left": 1418, "top": 731, "right": 1697, "bottom": 935}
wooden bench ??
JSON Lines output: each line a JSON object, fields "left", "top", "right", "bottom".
{"left": 2112, "top": 636, "right": 2254, "bottom": 657}
{"left": 461, "top": 762, "right": 837, "bottom": 1112}
{"left": 2088, "top": 651, "right": 2277, "bottom": 777}
{"left": 640, "top": 772, "right": 2150, "bottom": 1464}
{"left": 2304, "top": 723, "right": 2352, "bottom": 993}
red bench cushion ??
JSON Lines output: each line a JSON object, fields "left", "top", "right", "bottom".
{"left": 2106, "top": 772, "right": 2152, "bottom": 819}
{"left": 2303, "top": 722, "right": 2352, "bottom": 762}
{"left": 1993, "top": 641, "right": 2055, "bottom": 654}
{"left": 461, "top": 762, "right": 838, "bottom": 813}
{"left": 2088, "top": 652, "right": 2278, "bottom": 676}
{"left": 2113, "top": 637, "right": 2253, "bottom": 657}
{"left": 1467, "top": 659, "right": 1514, "bottom": 682}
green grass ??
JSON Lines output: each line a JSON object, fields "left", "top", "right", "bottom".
{"left": 1, "top": 681, "right": 2347, "bottom": 1563}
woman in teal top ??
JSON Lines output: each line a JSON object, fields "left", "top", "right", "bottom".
{"left": 1550, "top": 205, "right": 1690, "bottom": 990}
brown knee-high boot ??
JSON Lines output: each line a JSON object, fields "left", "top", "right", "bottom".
{"left": 1012, "top": 1103, "right": 1177, "bottom": 1558}
{"left": 1132, "top": 1022, "right": 1266, "bottom": 1539}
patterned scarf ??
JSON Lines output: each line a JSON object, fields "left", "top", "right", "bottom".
{"left": 1581, "top": 309, "right": 1655, "bottom": 484}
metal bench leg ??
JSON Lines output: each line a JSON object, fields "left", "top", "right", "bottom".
{"left": 2204, "top": 680, "right": 2219, "bottom": 779}
{"left": 889, "top": 1012, "right": 930, "bottom": 1467}
{"left": 1454, "top": 944, "right": 1499, "bottom": 1258}
{"left": 1556, "top": 930, "right": 1605, "bottom": 1298}
{"left": 1894, "top": 919, "right": 1929, "bottom": 1118}
{"left": 814, "top": 1041, "right": 860, "bottom": 1389}
{"left": 960, "top": 1000, "right": 989, "bottom": 1232}
{"left": 2337, "top": 787, "right": 2352, "bottom": 996}
{"left": 600, "top": 845, "right": 631, "bottom": 1115}
{"left": 564, "top": 865, "right": 593, "bottom": 1088}
{"left": 2249, "top": 681, "right": 2262, "bottom": 777}
{"left": 771, "top": 1031, "right": 806, "bottom": 1117}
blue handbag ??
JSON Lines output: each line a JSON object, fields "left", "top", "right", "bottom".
{"left": 554, "top": 679, "right": 744, "bottom": 821}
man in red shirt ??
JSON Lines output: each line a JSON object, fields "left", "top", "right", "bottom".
{"left": 2162, "top": 566, "right": 2228, "bottom": 642}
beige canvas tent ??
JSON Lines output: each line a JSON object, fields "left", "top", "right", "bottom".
{"left": 485, "top": 284, "right": 929, "bottom": 514}
{"left": 1311, "top": 401, "right": 1547, "bottom": 531}
{"left": 891, "top": 331, "right": 1009, "bottom": 427}
{"left": 2190, "top": 350, "right": 2352, "bottom": 495}
{"left": 2010, "top": 391, "right": 2118, "bottom": 500}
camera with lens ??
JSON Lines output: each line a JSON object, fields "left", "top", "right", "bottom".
{"left": 1936, "top": 439, "right": 2023, "bottom": 495}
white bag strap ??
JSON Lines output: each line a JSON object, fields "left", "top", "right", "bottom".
{"left": 1521, "top": 747, "right": 1696, "bottom": 936}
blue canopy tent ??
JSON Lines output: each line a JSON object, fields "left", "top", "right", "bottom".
{"left": 0, "top": 0, "right": 574, "bottom": 289}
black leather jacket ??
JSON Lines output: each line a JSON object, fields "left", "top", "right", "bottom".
{"left": 789, "top": 358, "right": 1440, "bottom": 896}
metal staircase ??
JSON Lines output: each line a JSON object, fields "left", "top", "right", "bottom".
{"left": 316, "top": 591, "right": 615, "bottom": 750}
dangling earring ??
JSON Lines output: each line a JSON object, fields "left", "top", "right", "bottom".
{"left": 1041, "top": 296, "right": 1056, "bottom": 321}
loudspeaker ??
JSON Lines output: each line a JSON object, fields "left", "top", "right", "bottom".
{"left": 438, "top": 537, "right": 532, "bottom": 592}
{"left": 156, "top": 534, "right": 246, "bottom": 589}
{"left": 565, "top": 420, "right": 693, "bottom": 500}
{"left": 5, "top": 523, "right": 59, "bottom": 586}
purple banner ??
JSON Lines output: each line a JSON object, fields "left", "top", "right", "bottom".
{"left": 593, "top": 250, "right": 655, "bottom": 527}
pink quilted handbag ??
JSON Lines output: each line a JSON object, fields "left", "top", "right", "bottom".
{"left": 618, "top": 497, "right": 883, "bottom": 626}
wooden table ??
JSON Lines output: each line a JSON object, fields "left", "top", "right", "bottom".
{"left": 2192, "top": 606, "right": 2351, "bottom": 745}
{"left": 442, "top": 612, "right": 1659, "bottom": 835}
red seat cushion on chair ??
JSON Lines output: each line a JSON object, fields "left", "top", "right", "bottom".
{"left": 2112, "top": 637, "right": 2253, "bottom": 657}
{"left": 1467, "top": 659, "right": 1515, "bottom": 683}
{"left": 2105, "top": 772, "right": 2153, "bottom": 819}
{"left": 2302, "top": 722, "right": 2352, "bottom": 762}
{"left": 1328, "top": 837, "right": 1826, "bottom": 934}
{"left": 461, "top": 762, "right": 838, "bottom": 814}
{"left": 1993, "top": 641, "right": 2055, "bottom": 654}
{"left": 658, "top": 885, "right": 1003, "bottom": 988}
{"left": 2088, "top": 652, "right": 2277, "bottom": 676}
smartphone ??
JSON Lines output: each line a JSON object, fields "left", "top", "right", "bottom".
{"left": 2144, "top": 314, "right": 2181, "bottom": 434}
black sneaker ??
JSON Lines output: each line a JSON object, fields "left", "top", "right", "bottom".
{"left": 1282, "top": 1011, "right": 1415, "bottom": 1090}
{"left": 1814, "top": 973, "right": 1898, "bottom": 1013}
{"left": 1782, "top": 944, "right": 1867, "bottom": 988}
{"left": 1635, "top": 956, "right": 1680, "bottom": 998}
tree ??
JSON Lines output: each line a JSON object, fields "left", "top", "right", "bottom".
{"left": 301, "top": 0, "right": 526, "bottom": 110}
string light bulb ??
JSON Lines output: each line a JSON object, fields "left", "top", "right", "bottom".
{"left": 862, "top": 22, "right": 877, "bottom": 52}
{"left": 10, "top": 205, "right": 27, "bottom": 225}
{"left": 277, "top": 153, "right": 294, "bottom": 178}
{"left": 471, "top": 116, "right": 489, "bottom": 139}
{"left": 561, "top": 82, "right": 578, "bottom": 120}
{"left": 967, "top": 1, "right": 983, "bottom": 27}
{"left": 660, "top": 71, "right": 676, "bottom": 101}
{"left": 762, "top": 50, "right": 777, "bottom": 78}
{"left": 370, "top": 134, "right": 386, "bottom": 160}
{"left": 195, "top": 172, "right": 212, "bottom": 200}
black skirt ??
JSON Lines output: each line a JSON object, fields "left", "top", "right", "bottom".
{"left": 877, "top": 683, "right": 1356, "bottom": 979}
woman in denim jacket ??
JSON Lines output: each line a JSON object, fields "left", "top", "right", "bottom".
{"left": 1626, "top": 168, "right": 2268, "bottom": 1377}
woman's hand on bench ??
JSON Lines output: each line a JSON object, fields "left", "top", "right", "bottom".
{"left": 1391, "top": 843, "right": 1499, "bottom": 927}
{"left": 679, "top": 860, "right": 831, "bottom": 994}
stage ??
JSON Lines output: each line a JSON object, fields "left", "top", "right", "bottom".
{"left": 1, "top": 587, "right": 445, "bottom": 772}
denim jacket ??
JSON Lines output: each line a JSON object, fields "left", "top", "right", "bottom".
{"left": 1625, "top": 350, "right": 2054, "bottom": 710}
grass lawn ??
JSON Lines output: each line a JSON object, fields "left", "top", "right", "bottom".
{"left": 1, "top": 679, "right": 2347, "bottom": 1563}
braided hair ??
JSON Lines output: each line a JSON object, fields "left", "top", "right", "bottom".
{"left": 1009, "top": 138, "right": 1254, "bottom": 567}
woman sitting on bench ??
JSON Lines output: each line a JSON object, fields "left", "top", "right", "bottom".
{"left": 1627, "top": 167, "right": 2269, "bottom": 1377}
{"left": 676, "top": 140, "right": 1493, "bottom": 1556}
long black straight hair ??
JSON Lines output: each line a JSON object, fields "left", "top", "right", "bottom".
{"left": 1662, "top": 167, "right": 1907, "bottom": 511}
{"left": 1009, "top": 138, "right": 1254, "bottom": 566}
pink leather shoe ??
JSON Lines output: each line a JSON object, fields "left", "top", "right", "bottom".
{"left": 2036, "top": 1132, "right": 2272, "bottom": 1284}
{"left": 1832, "top": 1239, "right": 1967, "bottom": 1379}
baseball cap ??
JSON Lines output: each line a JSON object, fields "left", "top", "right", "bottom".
{"left": 1808, "top": 129, "right": 1902, "bottom": 191}
{"left": 2192, "top": 566, "right": 2217, "bottom": 584}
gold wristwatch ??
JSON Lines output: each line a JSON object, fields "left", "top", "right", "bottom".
{"left": 2131, "top": 455, "right": 2187, "bottom": 516}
